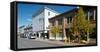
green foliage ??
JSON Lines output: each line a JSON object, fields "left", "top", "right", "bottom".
{"left": 70, "top": 7, "right": 93, "bottom": 42}
{"left": 50, "top": 26, "right": 60, "bottom": 34}
{"left": 50, "top": 26, "right": 60, "bottom": 39}
{"left": 72, "top": 7, "right": 92, "bottom": 34}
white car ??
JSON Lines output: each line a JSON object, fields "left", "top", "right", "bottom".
{"left": 28, "top": 33, "right": 37, "bottom": 39}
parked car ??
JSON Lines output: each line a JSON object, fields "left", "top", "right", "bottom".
{"left": 28, "top": 33, "right": 37, "bottom": 39}
{"left": 20, "top": 33, "right": 27, "bottom": 38}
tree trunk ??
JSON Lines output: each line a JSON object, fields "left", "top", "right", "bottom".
{"left": 78, "top": 35, "right": 81, "bottom": 43}
{"left": 87, "top": 32, "right": 90, "bottom": 43}
{"left": 76, "top": 31, "right": 81, "bottom": 43}
{"left": 65, "top": 37, "right": 67, "bottom": 43}
{"left": 55, "top": 34, "right": 56, "bottom": 40}
{"left": 68, "top": 36, "right": 70, "bottom": 43}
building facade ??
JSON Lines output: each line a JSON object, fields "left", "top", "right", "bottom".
{"left": 24, "top": 24, "right": 33, "bottom": 38}
{"left": 18, "top": 24, "right": 33, "bottom": 38}
{"left": 18, "top": 25, "right": 25, "bottom": 38}
{"left": 32, "top": 7, "right": 59, "bottom": 39}
{"left": 49, "top": 7, "right": 96, "bottom": 40}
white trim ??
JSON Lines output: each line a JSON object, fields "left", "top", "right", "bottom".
{"left": 93, "top": 9, "right": 96, "bottom": 20}
{"left": 44, "top": 6, "right": 60, "bottom": 14}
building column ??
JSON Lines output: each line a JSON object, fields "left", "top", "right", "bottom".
{"left": 55, "top": 19, "right": 58, "bottom": 26}
{"left": 55, "top": 19, "right": 58, "bottom": 40}
{"left": 49, "top": 23, "right": 51, "bottom": 39}
{"left": 88, "top": 11, "right": 90, "bottom": 21}
{"left": 63, "top": 17, "right": 67, "bottom": 42}
{"left": 38, "top": 32, "right": 41, "bottom": 39}
{"left": 93, "top": 9, "right": 96, "bottom": 20}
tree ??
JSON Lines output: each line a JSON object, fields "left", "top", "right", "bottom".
{"left": 71, "top": 7, "right": 92, "bottom": 43}
{"left": 50, "top": 26, "right": 60, "bottom": 39}
{"left": 67, "top": 28, "right": 72, "bottom": 43}
{"left": 83, "top": 20, "right": 92, "bottom": 43}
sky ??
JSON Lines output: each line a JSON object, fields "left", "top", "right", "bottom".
{"left": 17, "top": 3, "right": 77, "bottom": 27}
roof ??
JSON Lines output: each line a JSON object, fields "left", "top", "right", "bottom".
{"left": 44, "top": 7, "right": 60, "bottom": 14}
{"left": 49, "top": 8, "right": 78, "bottom": 20}
{"left": 32, "top": 6, "right": 60, "bottom": 18}
{"left": 49, "top": 6, "right": 97, "bottom": 21}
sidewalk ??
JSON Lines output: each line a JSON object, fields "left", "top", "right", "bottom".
{"left": 35, "top": 39, "right": 85, "bottom": 46}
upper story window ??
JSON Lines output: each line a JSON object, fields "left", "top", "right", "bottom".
{"left": 85, "top": 11, "right": 94, "bottom": 21}
{"left": 67, "top": 17, "right": 72, "bottom": 24}
{"left": 58, "top": 19, "right": 62, "bottom": 25}
{"left": 39, "top": 18, "right": 44, "bottom": 22}
{"left": 48, "top": 12, "right": 50, "bottom": 16}
{"left": 51, "top": 21, "right": 55, "bottom": 26}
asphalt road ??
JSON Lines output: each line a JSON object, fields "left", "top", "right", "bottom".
{"left": 17, "top": 37, "right": 96, "bottom": 49}
{"left": 18, "top": 37, "right": 62, "bottom": 49}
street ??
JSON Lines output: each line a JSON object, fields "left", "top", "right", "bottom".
{"left": 18, "top": 37, "right": 96, "bottom": 49}
{"left": 18, "top": 37, "right": 63, "bottom": 49}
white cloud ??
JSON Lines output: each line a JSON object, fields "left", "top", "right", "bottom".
{"left": 27, "top": 18, "right": 32, "bottom": 22}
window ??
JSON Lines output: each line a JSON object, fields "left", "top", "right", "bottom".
{"left": 58, "top": 19, "right": 62, "bottom": 25}
{"left": 52, "top": 21, "right": 55, "bottom": 26}
{"left": 48, "top": 12, "right": 50, "bottom": 16}
{"left": 70, "top": 17, "right": 72, "bottom": 23}
{"left": 90, "top": 11, "right": 94, "bottom": 21}
{"left": 52, "top": 22, "right": 55, "bottom": 26}
{"left": 39, "top": 18, "right": 44, "bottom": 22}
{"left": 67, "top": 17, "right": 72, "bottom": 24}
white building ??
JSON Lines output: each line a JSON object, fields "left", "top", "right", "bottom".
{"left": 32, "top": 7, "right": 59, "bottom": 39}
{"left": 18, "top": 25, "right": 25, "bottom": 37}
{"left": 24, "top": 24, "right": 33, "bottom": 38}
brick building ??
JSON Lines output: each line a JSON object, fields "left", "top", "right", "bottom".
{"left": 49, "top": 6, "right": 97, "bottom": 40}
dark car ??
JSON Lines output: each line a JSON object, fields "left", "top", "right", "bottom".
{"left": 20, "top": 33, "right": 27, "bottom": 38}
